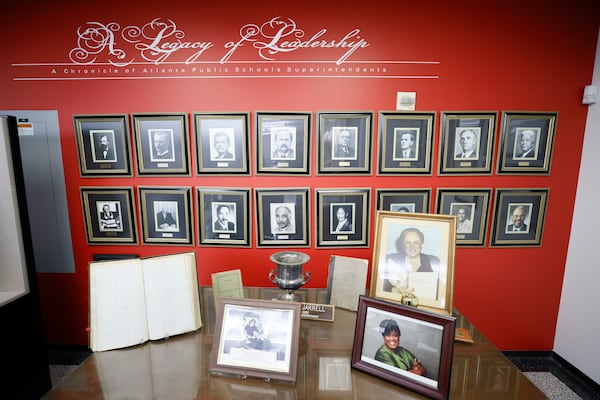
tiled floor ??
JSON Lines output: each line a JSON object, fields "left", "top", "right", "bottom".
{"left": 47, "top": 346, "right": 600, "bottom": 398}
{"left": 503, "top": 351, "right": 600, "bottom": 400}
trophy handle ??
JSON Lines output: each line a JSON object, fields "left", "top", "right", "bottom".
{"left": 302, "top": 271, "right": 311, "bottom": 285}
{"left": 268, "top": 269, "right": 277, "bottom": 284}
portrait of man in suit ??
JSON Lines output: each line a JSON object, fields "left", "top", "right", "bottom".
{"left": 210, "top": 129, "right": 235, "bottom": 161}
{"left": 213, "top": 203, "right": 236, "bottom": 232}
{"left": 150, "top": 129, "right": 175, "bottom": 162}
{"left": 332, "top": 204, "right": 354, "bottom": 233}
{"left": 451, "top": 203, "right": 474, "bottom": 234}
{"left": 514, "top": 128, "right": 539, "bottom": 159}
{"left": 271, "top": 127, "right": 296, "bottom": 160}
{"left": 393, "top": 128, "right": 418, "bottom": 161}
{"left": 390, "top": 203, "right": 415, "bottom": 213}
{"left": 92, "top": 131, "right": 117, "bottom": 162}
{"left": 454, "top": 128, "right": 480, "bottom": 160}
{"left": 271, "top": 203, "right": 295, "bottom": 234}
{"left": 332, "top": 127, "right": 357, "bottom": 160}
{"left": 154, "top": 201, "right": 178, "bottom": 231}
{"left": 506, "top": 204, "right": 530, "bottom": 233}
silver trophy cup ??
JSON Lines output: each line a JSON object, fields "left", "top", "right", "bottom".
{"left": 268, "top": 251, "right": 311, "bottom": 301}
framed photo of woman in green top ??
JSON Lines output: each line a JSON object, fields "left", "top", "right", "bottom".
{"left": 351, "top": 296, "right": 456, "bottom": 400}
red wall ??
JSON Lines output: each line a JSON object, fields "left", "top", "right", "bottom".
{"left": 1, "top": 1, "right": 598, "bottom": 350}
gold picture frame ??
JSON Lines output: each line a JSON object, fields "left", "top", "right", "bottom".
{"left": 369, "top": 211, "right": 456, "bottom": 315}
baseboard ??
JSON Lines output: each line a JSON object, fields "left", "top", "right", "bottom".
{"left": 503, "top": 350, "right": 600, "bottom": 398}
{"left": 47, "top": 345, "right": 92, "bottom": 365}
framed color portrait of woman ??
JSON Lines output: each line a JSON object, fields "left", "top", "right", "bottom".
{"left": 351, "top": 296, "right": 456, "bottom": 400}
{"left": 369, "top": 211, "right": 456, "bottom": 315}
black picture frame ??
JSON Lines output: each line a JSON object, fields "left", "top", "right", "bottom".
{"left": 351, "top": 295, "right": 456, "bottom": 400}
{"left": 194, "top": 112, "right": 250, "bottom": 175}
{"left": 138, "top": 186, "right": 193, "bottom": 245}
{"left": 435, "top": 188, "right": 492, "bottom": 246}
{"left": 315, "top": 188, "right": 370, "bottom": 248}
{"left": 80, "top": 187, "right": 137, "bottom": 244}
{"left": 438, "top": 111, "right": 497, "bottom": 175}
{"left": 132, "top": 113, "right": 190, "bottom": 175}
{"left": 197, "top": 187, "right": 251, "bottom": 247}
{"left": 317, "top": 111, "right": 373, "bottom": 174}
{"left": 490, "top": 188, "right": 549, "bottom": 247}
{"left": 255, "top": 188, "right": 310, "bottom": 247}
{"left": 256, "top": 112, "right": 311, "bottom": 174}
{"left": 376, "top": 189, "right": 431, "bottom": 214}
{"left": 377, "top": 111, "right": 435, "bottom": 175}
{"left": 496, "top": 111, "right": 557, "bottom": 174}
{"left": 74, "top": 114, "right": 132, "bottom": 176}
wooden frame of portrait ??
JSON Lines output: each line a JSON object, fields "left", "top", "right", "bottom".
{"left": 496, "top": 111, "right": 557, "bottom": 174}
{"left": 255, "top": 187, "right": 310, "bottom": 247}
{"left": 489, "top": 188, "right": 549, "bottom": 247}
{"left": 376, "top": 188, "right": 432, "bottom": 214}
{"left": 138, "top": 186, "right": 193, "bottom": 245}
{"left": 74, "top": 114, "right": 132, "bottom": 176}
{"left": 80, "top": 186, "right": 137, "bottom": 244}
{"left": 317, "top": 111, "right": 373, "bottom": 174}
{"left": 194, "top": 112, "right": 250, "bottom": 175}
{"left": 132, "top": 113, "right": 190, "bottom": 175}
{"left": 256, "top": 111, "right": 311, "bottom": 174}
{"left": 369, "top": 211, "right": 456, "bottom": 315}
{"left": 438, "top": 111, "right": 497, "bottom": 175}
{"left": 315, "top": 188, "right": 370, "bottom": 248}
{"left": 377, "top": 111, "right": 435, "bottom": 175}
{"left": 210, "top": 297, "right": 301, "bottom": 383}
{"left": 197, "top": 187, "right": 251, "bottom": 247}
{"left": 435, "top": 188, "right": 492, "bottom": 247}
{"left": 351, "top": 295, "right": 455, "bottom": 400}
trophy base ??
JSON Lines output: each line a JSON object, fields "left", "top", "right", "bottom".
{"left": 277, "top": 290, "right": 300, "bottom": 302}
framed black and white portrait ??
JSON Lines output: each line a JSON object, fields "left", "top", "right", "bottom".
{"left": 197, "top": 187, "right": 251, "bottom": 247}
{"left": 74, "top": 114, "right": 132, "bottom": 176}
{"left": 194, "top": 112, "right": 250, "bottom": 175}
{"left": 376, "top": 189, "right": 431, "bottom": 214}
{"left": 81, "top": 187, "right": 137, "bottom": 244}
{"left": 132, "top": 113, "right": 190, "bottom": 175}
{"left": 316, "top": 188, "right": 370, "bottom": 248}
{"left": 378, "top": 111, "right": 435, "bottom": 175}
{"left": 496, "top": 111, "right": 557, "bottom": 174}
{"left": 490, "top": 188, "right": 549, "bottom": 247}
{"left": 435, "top": 188, "right": 492, "bottom": 246}
{"left": 256, "top": 112, "right": 310, "bottom": 174}
{"left": 438, "top": 112, "right": 497, "bottom": 175}
{"left": 138, "top": 187, "right": 193, "bottom": 245}
{"left": 255, "top": 188, "right": 309, "bottom": 247}
{"left": 317, "top": 111, "right": 373, "bottom": 174}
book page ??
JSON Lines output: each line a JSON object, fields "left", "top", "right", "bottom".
{"left": 89, "top": 259, "right": 149, "bottom": 352}
{"left": 142, "top": 252, "right": 202, "bottom": 340}
{"left": 328, "top": 255, "right": 368, "bottom": 311}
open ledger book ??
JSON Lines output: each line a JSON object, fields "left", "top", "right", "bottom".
{"left": 89, "top": 252, "right": 202, "bottom": 352}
